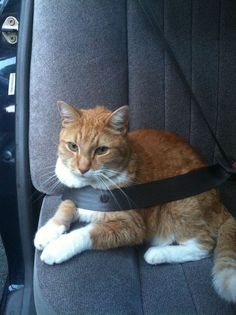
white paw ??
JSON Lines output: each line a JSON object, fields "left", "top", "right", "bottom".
{"left": 34, "top": 220, "right": 67, "bottom": 251}
{"left": 144, "top": 247, "right": 166, "bottom": 265}
{"left": 40, "top": 225, "right": 93, "bottom": 265}
{"left": 40, "top": 234, "right": 76, "bottom": 265}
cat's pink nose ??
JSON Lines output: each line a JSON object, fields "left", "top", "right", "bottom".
{"left": 79, "top": 168, "right": 89, "bottom": 175}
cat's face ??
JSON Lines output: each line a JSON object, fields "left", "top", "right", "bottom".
{"left": 55, "top": 101, "right": 130, "bottom": 188}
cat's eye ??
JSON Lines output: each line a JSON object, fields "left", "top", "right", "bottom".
{"left": 67, "top": 142, "right": 78, "bottom": 152}
{"left": 95, "top": 146, "right": 109, "bottom": 155}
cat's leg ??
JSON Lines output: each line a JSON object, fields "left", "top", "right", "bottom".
{"left": 144, "top": 239, "right": 210, "bottom": 265}
{"left": 40, "top": 211, "right": 145, "bottom": 265}
{"left": 34, "top": 200, "right": 77, "bottom": 250}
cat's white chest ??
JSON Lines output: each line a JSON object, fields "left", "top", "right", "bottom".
{"left": 78, "top": 208, "right": 105, "bottom": 223}
{"left": 55, "top": 158, "right": 96, "bottom": 188}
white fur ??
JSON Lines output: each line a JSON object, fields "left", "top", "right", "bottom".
{"left": 55, "top": 157, "right": 132, "bottom": 190}
{"left": 40, "top": 224, "right": 94, "bottom": 265}
{"left": 78, "top": 208, "right": 104, "bottom": 223}
{"left": 55, "top": 158, "right": 90, "bottom": 188}
{"left": 34, "top": 219, "right": 67, "bottom": 250}
{"left": 36, "top": 159, "right": 133, "bottom": 264}
{"left": 144, "top": 239, "right": 209, "bottom": 265}
{"left": 107, "top": 170, "right": 131, "bottom": 188}
{"left": 213, "top": 268, "right": 236, "bottom": 303}
{"left": 55, "top": 157, "right": 132, "bottom": 222}
{"left": 151, "top": 234, "right": 175, "bottom": 247}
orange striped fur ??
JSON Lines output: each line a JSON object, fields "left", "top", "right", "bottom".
{"left": 35, "top": 102, "right": 236, "bottom": 303}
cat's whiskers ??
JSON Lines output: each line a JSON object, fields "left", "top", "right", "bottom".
{"left": 97, "top": 175, "right": 122, "bottom": 211}
{"left": 29, "top": 189, "right": 45, "bottom": 203}
{"left": 39, "top": 165, "right": 56, "bottom": 172}
{"left": 29, "top": 169, "right": 57, "bottom": 202}
{"left": 43, "top": 164, "right": 55, "bottom": 169}
{"left": 50, "top": 178, "right": 61, "bottom": 194}
{"left": 100, "top": 173, "right": 136, "bottom": 209}
{"left": 31, "top": 192, "right": 45, "bottom": 204}
{"left": 101, "top": 168, "right": 120, "bottom": 174}
{"left": 39, "top": 170, "right": 56, "bottom": 180}
{"left": 101, "top": 168, "right": 139, "bottom": 185}
{"left": 40, "top": 173, "right": 58, "bottom": 187}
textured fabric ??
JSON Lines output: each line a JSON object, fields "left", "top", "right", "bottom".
{"left": 0, "top": 236, "right": 7, "bottom": 301}
{"left": 34, "top": 196, "right": 143, "bottom": 315}
{"left": 30, "top": 0, "right": 236, "bottom": 196}
{"left": 35, "top": 196, "right": 236, "bottom": 315}
{"left": 127, "top": 0, "right": 236, "bottom": 163}
{"left": 139, "top": 248, "right": 236, "bottom": 315}
{"left": 31, "top": 0, "right": 236, "bottom": 314}
{"left": 30, "top": 0, "right": 128, "bottom": 194}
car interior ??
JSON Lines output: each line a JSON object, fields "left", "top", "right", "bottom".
{"left": 1, "top": 0, "right": 236, "bottom": 314}
{"left": 0, "top": 237, "right": 7, "bottom": 303}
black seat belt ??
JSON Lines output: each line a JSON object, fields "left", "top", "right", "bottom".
{"left": 62, "top": 1, "right": 236, "bottom": 213}
{"left": 62, "top": 165, "right": 232, "bottom": 211}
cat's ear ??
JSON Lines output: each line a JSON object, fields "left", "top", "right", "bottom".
{"left": 107, "top": 106, "right": 129, "bottom": 135}
{"left": 57, "top": 101, "right": 81, "bottom": 126}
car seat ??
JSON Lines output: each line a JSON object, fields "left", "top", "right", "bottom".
{"left": 25, "top": 0, "right": 236, "bottom": 314}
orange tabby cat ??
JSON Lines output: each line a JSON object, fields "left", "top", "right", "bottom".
{"left": 34, "top": 101, "right": 236, "bottom": 303}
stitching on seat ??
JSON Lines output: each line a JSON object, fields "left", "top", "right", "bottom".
{"left": 180, "top": 263, "right": 199, "bottom": 315}
{"left": 126, "top": 0, "right": 129, "bottom": 113}
{"left": 163, "top": 0, "right": 166, "bottom": 130}
{"left": 126, "top": 3, "right": 143, "bottom": 311}
{"left": 135, "top": 247, "right": 145, "bottom": 315}
{"left": 213, "top": 1, "right": 221, "bottom": 164}
{"left": 189, "top": 0, "right": 193, "bottom": 145}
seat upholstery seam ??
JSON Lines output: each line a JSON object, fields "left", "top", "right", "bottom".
{"left": 180, "top": 264, "right": 199, "bottom": 315}
{"left": 126, "top": 0, "right": 129, "bottom": 114}
{"left": 135, "top": 248, "right": 145, "bottom": 315}
{"left": 189, "top": 0, "right": 193, "bottom": 145}
{"left": 213, "top": 0, "right": 221, "bottom": 164}
{"left": 163, "top": 0, "right": 166, "bottom": 130}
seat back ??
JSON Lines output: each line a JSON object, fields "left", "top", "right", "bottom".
{"left": 30, "top": 0, "right": 236, "bottom": 202}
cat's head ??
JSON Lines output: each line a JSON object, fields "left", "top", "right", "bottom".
{"left": 55, "top": 101, "right": 131, "bottom": 188}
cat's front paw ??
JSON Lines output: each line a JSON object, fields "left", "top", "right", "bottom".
{"left": 40, "top": 234, "right": 76, "bottom": 265}
{"left": 144, "top": 247, "right": 165, "bottom": 265}
{"left": 34, "top": 220, "right": 67, "bottom": 251}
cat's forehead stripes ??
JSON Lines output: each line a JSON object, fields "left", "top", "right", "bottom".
{"left": 76, "top": 125, "right": 100, "bottom": 145}
{"left": 80, "top": 107, "right": 111, "bottom": 126}
{"left": 78, "top": 107, "right": 110, "bottom": 135}
{"left": 61, "top": 106, "right": 112, "bottom": 144}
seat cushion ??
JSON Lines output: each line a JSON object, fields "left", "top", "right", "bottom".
{"left": 34, "top": 196, "right": 143, "bottom": 315}
{"left": 34, "top": 196, "right": 236, "bottom": 315}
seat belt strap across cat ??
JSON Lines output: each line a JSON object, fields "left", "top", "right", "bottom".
{"left": 62, "top": 164, "right": 234, "bottom": 211}
{"left": 62, "top": 1, "right": 236, "bottom": 213}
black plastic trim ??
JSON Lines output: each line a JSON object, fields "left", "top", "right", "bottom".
{"left": 15, "top": 0, "right": 36, "bottom": 314}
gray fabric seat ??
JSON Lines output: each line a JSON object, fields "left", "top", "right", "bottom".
{"left": 30, "top": 1, "right": 236, "bottom": 314}
{"left": 34, "top": 197, "right": 235, "bottom": 315}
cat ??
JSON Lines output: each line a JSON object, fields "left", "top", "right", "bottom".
{"left": 34, "top": 101, "right": 236, "bottom": 303}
